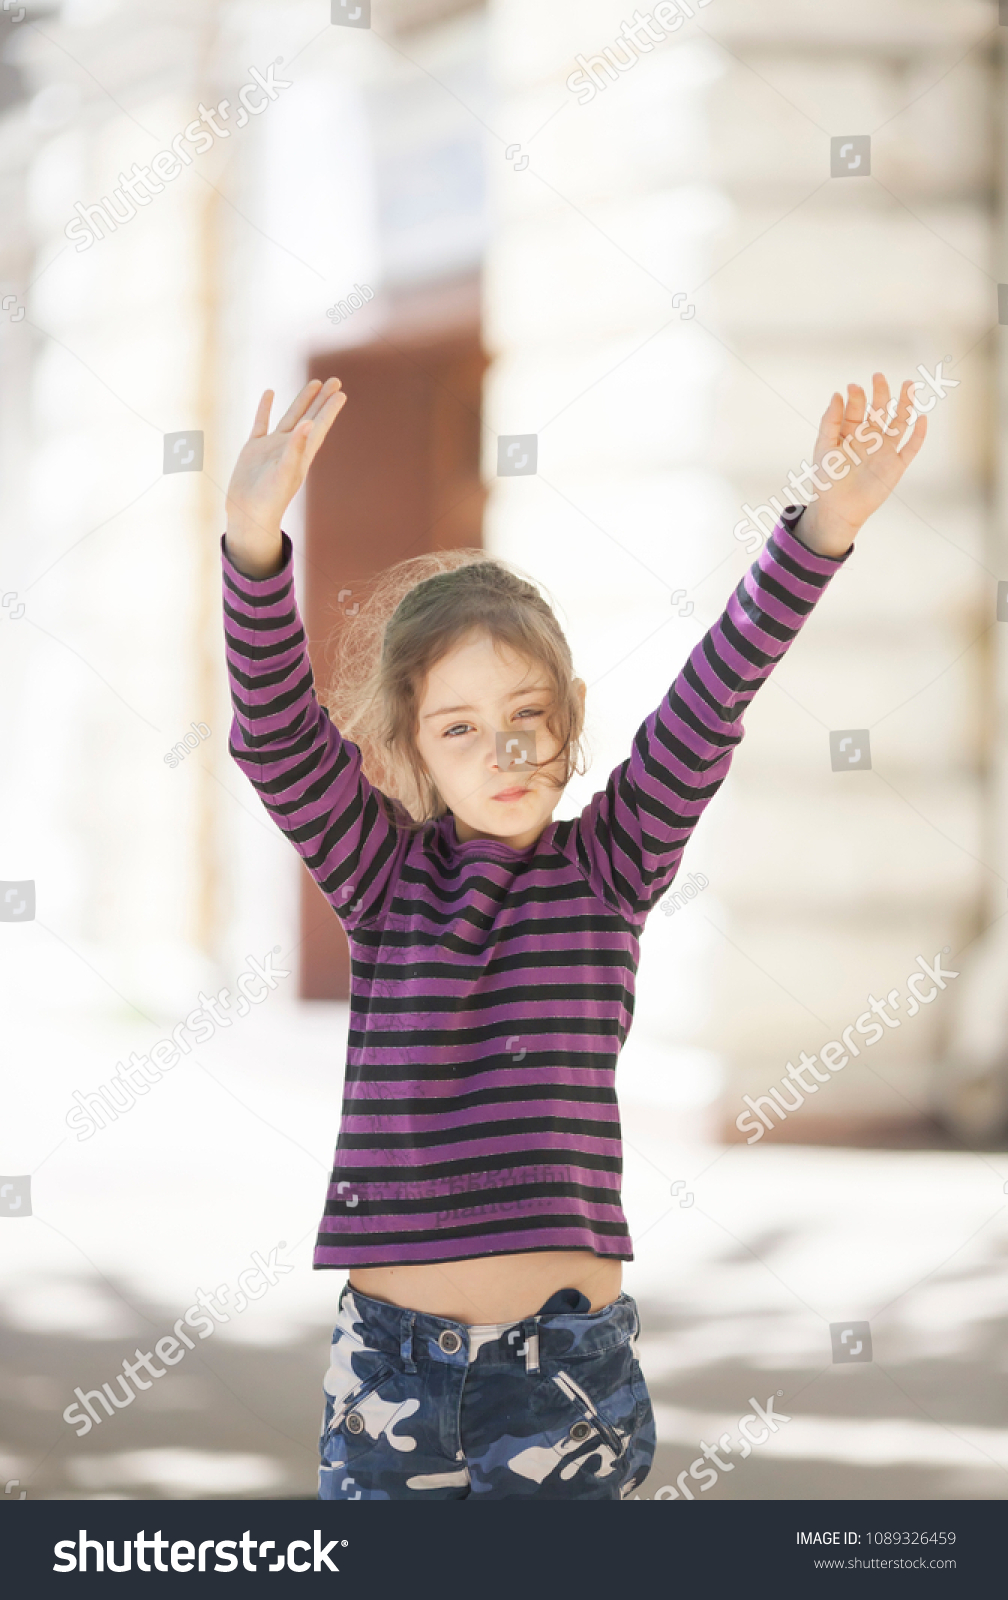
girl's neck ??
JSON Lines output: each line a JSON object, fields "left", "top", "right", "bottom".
{"left": 450, "top": 811, "right": 547, "bottom": 852}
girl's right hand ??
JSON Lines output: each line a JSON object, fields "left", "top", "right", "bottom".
{"left": 224, "top": 377, "right": 348, "bottom": 578}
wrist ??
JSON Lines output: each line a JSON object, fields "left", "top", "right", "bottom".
{"left": 224, "top": 520, "right": 285, "bottom": 579}
{"left": 794, "top": 500, "right": 858, "bottom": 560}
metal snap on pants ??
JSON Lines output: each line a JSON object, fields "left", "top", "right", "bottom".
{"left": 318, "top": 1284, "right": 656, "bottom": 1500}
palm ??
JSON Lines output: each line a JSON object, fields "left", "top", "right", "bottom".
{"left": 807, "top": 373, "right": 926, "bottom": 545}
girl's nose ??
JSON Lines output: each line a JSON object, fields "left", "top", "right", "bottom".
{"left": 495, "top": 731, "right": 531, "bottom": 773}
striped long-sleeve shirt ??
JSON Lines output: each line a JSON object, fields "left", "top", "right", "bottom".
{"left": 222, "top": 508, "right": 849, "bottom": 1268}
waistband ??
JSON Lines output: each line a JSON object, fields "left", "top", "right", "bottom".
{"left": 337, "top": 1282, "right": 640, "bottom": 1371}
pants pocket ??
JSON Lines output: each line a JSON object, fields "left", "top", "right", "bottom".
{"left": 552, "top": 1368, "right": 627, "bottom": 1458}
{"left": 323, "top": 1359, "right": 396, "bottom": 1443}
{"left": 525, "top": 1340, "right": 643, "bottom": 1478}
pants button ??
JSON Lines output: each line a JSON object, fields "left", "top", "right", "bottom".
{"left": 345, "top": 1412, "right": 365, "bottom": 1434}
{"left": 438, "top": 1329, "right": 462, "bottom": 1355}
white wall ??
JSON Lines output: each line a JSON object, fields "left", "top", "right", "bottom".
{"left": 483, "top": 0, "right": 1002, "bottom": 1134}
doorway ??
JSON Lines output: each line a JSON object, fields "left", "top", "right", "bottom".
{"left": 299, "top": 285, "right": 487, "bottom": 999}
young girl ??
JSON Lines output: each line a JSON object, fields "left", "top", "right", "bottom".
{"left": 222, "top": 372, "right": 926, "bottom": 1500}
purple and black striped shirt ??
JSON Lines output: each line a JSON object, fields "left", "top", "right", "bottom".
{"left": 221, "top": 510, "right": 848, "bottom": 1268}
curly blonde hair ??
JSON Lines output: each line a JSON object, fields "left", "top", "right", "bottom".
{"left": 321, "top": 547, "right": 590, "bottom": 833}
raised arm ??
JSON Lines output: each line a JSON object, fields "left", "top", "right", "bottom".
{"left": 222, "top": 380, "right": 405, "bottom": 926}
{"left": 567, "top": 513, "right": 846, "bottom": 916}
{"left": 566, "top": 373, "right": 928, "bottom": 918}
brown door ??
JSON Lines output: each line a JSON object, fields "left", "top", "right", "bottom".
{"left": 299, "top": 314, "right": 487, "bottom": 999}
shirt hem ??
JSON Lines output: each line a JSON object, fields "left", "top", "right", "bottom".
{"left": 311, "top": 1241, "right": 634, "bottom": 1269}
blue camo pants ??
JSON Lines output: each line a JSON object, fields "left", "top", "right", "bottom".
{"left": 318, "top": 1284, "right": 656, "bottom": 1500}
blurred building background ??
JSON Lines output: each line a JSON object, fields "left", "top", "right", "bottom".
{"left": 1, "top": 0, "right": 1006, "bottom": 1501}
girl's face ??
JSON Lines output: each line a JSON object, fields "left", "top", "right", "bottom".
{"left": 414, "top": 628, "right": 585, "bottom": 849}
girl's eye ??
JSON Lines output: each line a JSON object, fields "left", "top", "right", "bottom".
{"left": 441, "top": 709, "right": 543, "bottom": 738}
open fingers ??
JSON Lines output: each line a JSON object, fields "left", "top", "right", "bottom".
{"left": 274, "top": 378, "right": 325, "bottom": 435}
{"left": 814, "top": 391, "right": 845, "bottom": 460}
{"left": 876, "top": 378, "right": 916, "bottom": 449}
{"left": 897, "top": 376, "right": 919, "bottom": 432}
{"left": 893, "top": 377, "right": 923, "bottom": 445}
{"left": 302, "top": 375, "right": 343, "bottom": 424}
{"left": 838, "top": 384, "right": 866, "bottom": 437}
{"left": 896, "top": 409, "right": 928, "bottom": 472}
{"left": 301, "top": 387, "right": 348, "bottom": 465}
{"left": 870, "top": 371, "right": 892, "bottom": 426}
{"left": 280, "top": 385, "right": 348, "bottom": 472}
{"left": 248, "top": 389, "right": 274, "bottom": 439}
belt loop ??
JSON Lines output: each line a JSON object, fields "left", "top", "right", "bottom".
{"left": 400, "top": 1311, "right": 417, "bottom": 1374}
{"left": 522, "top": 1317, "right": 540, "bottom": 1374}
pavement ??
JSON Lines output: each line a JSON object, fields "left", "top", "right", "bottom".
{"left": 2, "top": 1001, "right": 1006, "bottom": 1500}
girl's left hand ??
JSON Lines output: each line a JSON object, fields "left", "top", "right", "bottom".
{"left": 797, "top": 373, "right": 928, "bottom": 559}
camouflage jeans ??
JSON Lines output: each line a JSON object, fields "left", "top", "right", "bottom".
{"left": 318, "top": 1283, "right": 656, "bottom": 1500}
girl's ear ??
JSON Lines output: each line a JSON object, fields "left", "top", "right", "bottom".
{"left": 573, "top": 678, "right": 586, "bottom": 714}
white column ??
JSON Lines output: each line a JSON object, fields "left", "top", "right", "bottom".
{"left": 485, "top": 0, "right": 732, "bottom": 1125}
{"left": 484, "top": 0, "right": 998, "bottom": 1137}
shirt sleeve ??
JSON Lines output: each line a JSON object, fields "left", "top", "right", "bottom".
{"left": 221, "top": 531, "right": 406, "bottom": 929}
{"left": 561, "top": 510, "right": 852, "bottom": 920}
